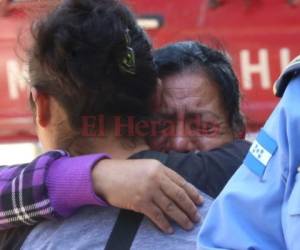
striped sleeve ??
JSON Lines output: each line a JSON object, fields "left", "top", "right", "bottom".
{"left": 0, "top": 150, "right": 67, "bottom": 229}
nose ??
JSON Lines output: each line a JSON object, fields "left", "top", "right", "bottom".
{"left": 168, "top": 120, "right": 191, "bottom": 152}
{"left": 169, "top": 136, "right": 190, "bottom": 152}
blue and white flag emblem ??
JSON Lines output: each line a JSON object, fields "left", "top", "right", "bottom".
{"left": 244, "top": 129, "right": 277, "bottom": 177}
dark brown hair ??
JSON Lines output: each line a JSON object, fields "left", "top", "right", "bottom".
{"left": 29, "top": 0, "right": 157, "bottom": 130}
{"left": 154, "top": 41, "right": 245, "bottom": 135}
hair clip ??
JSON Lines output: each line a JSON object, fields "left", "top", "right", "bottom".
{"left": 118, "top": 29, "right": 136, "bottom": 75}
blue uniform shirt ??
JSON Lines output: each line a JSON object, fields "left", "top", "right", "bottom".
{"left": 197, "top": 75, "right": 300, "bottom": 250}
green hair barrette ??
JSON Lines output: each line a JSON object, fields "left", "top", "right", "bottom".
{"left": 118, "top": 29, "right": 136, "bottom": 75}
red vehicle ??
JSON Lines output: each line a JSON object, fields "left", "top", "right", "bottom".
{"left": 0, "top": 0, "right": 300, "bottom": 142}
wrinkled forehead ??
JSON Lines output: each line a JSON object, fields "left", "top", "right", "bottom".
{"left": 159, "top": 71, "right": 223, "bottom": 115}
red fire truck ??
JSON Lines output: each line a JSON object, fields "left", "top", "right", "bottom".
{"left": 0, "top": 0, "right": 300, "bottom": 142}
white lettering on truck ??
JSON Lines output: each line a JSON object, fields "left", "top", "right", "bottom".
{"left": 240, "top": 48, "right": 292, "bottom": 90}
{"left": 240, "top": 49, "right": 271, "bottom": 90}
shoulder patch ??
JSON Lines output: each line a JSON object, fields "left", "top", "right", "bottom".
{"left": 244, "top": 129, "right": 277, "bottom": 177}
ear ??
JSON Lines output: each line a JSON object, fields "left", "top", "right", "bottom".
{"left": 234, "top": 125, "right": 246, "bottom": 139}
{"left": 31, "top": 88, "right": 51, "bottom": 127}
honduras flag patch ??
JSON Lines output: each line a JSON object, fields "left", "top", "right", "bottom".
{"left": 244, "top": 130, "right": 277, "bottom": 177}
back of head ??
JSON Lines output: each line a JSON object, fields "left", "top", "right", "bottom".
{"left": 29, "top": 0, "right": 157, "bottom": 130}
{"left": 153, "top": 41, "right": 245, "bottom": 136}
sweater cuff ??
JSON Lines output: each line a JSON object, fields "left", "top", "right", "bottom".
{"left": 46, "top": 153, "right": 111, "bottom": 217}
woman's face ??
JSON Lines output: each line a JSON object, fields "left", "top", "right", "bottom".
{"left": 149, "top": 71, "right": 234, "bottom": 153}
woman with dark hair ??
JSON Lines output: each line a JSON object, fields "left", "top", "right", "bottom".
{"left": 18, "top": 0, "right": 209, "bottom": 249}
{"left": 150, "top": 41, "right": 246, "bottom": 153}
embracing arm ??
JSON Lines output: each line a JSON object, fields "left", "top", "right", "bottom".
{"left": 0, "top": 151, "right": 201, "bottom": 233}
{"left": 0, "top": 139, "right": 249, "bottom": 231}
